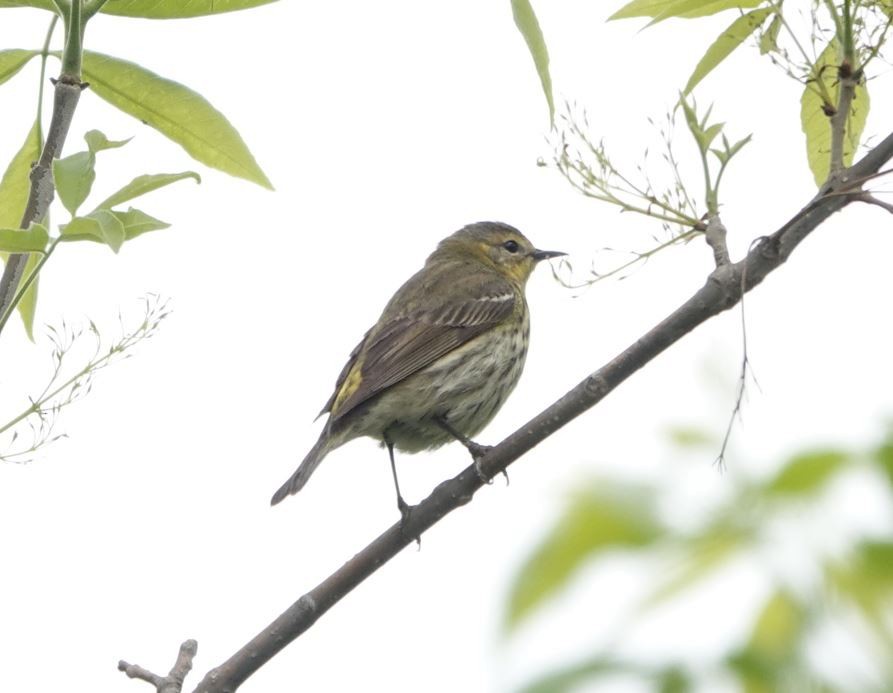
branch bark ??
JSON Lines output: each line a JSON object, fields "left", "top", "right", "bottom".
{"left": 121, "top": 129, "right": 893, "bottom": 693}
{"left": 0, "top": 74, "right": 84, "bottom": 335}
{"left": 119, "top": 640, "right": 198, "bottom": 693}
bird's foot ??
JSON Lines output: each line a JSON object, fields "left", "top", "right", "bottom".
{"left": 467, "top": 440, "right": 493, "bottom": 460}
{"left": 397, "top": 497, "right": 421, "bottom": 547}
{"left": 470, "top": 444, "right": 495, "bottom": 485}
{"left": 433, "top": 416, "right": 496, "bottom": 484}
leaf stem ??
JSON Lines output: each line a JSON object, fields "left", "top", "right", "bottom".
{"left": 35, "top": 15, "right": 59, "bottom": 135}
{"left": 60, "top": 0, "right": 83, "bottom": 79}
{"left": 50, "top": 0, "right": 70, "bottom": 19}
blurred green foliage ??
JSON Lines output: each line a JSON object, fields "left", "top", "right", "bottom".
{"left": 503, "top": 429, "right": 893, "bottom": 693}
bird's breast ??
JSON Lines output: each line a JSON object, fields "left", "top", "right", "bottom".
{"left": 362, "top": 313, "right": 530, "bottom": 453}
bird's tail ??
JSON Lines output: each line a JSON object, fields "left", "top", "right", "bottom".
{"left": 270, "top": 431, "right": 334, "bottom": 506}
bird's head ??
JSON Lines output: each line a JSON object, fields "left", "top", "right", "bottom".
{"left": 433, "top": 221, "right": 565, "bottom": 285}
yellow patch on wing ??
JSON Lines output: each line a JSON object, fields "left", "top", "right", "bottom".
{"left": 331, "top": 361, "right": 364, "bottom": 416}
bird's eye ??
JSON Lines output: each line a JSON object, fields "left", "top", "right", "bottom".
{"left": 502, "top": 240, "right": 520, "bottom": 254}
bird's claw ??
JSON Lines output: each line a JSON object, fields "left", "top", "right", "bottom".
{"left": 397, "top": 498, "right": 421, "bottom": 547}
{"left": 467, "top": 442, "right": 494, "bottom": 484}
{"left": 467, "top": 441, "right": 493, "bottom": 460}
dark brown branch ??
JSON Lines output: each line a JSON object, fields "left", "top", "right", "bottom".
{"left": 119, "top": 640, "right": 197, "bottom": 693}
{"left": 119, "top": 129, "right": 893, "bottom": 693}
{"left": 0, "top": 76, "right": 85, "bottom": 335}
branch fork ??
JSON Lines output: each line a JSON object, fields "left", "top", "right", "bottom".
{"left": 119, "top": 640, "right": 198, "bottom": 693}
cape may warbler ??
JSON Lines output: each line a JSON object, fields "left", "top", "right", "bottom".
{"left": 271, "top": 221, "right": 564, "bottom": 512}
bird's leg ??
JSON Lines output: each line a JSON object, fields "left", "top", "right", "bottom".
{"left": 433, "top": 415, "right": 495, "bottom": 484}
{"left": 384, "top": 431, "right": 419, "bottom": 543}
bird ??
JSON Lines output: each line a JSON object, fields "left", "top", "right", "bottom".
{"left": 270, "top": 221, "right": 564, "bottom": 515}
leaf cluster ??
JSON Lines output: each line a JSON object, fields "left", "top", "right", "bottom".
{"left": 1, "top": 3, "right": 276, "bottom": 460}
{"left": 514, "top": 0, "right": 892, "bottom": 289}
{"left": 504, "top": 432, "right": 893, "bottom": 692}
{"left": 608, "top": 0, "right": 887, "bottom": 184}
{"left": 0, "top": 1, "right": 275, "bottom": 337}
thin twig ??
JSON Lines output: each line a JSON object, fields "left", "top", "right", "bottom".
{"left": 853, "top": 192, "right": 893, "bottom": 214}
{"left": 714, "top": 237, "right": 764, "bottom": 469}
{"left": 119, "top": 640, "right": 198, "bottom": 693}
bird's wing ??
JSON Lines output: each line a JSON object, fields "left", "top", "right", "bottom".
{"left": 318, "top": 328, "right": 371, "bottom": 418}
{"left": 324, "top": 269, "right": 516, "bottom": 422}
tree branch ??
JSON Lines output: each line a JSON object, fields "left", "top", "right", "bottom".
{"left": 853, "top": 191, "right": 893, "bottom": 215}
{"left": 121, "top": 128, "right": 893, "bottom": 693}
{"left": 828, "top": 10, "right": 859, "bottom": 180}
{"left": 0, "top": 78, "right": 84, "bottom": 334}
{"left": 704, "top": 214, "right": 730, "bottom": 267}
{"left": 828, "top": 73, "right": 857, "bottom": 176}
{"left": 119, "top": 640, "right": 198, "bottom": 693}
{"left": 0, "top": 36, "right": 87, "bottom": 336}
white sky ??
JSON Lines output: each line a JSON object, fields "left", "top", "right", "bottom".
{"left": 1, "top": 2, "right": 892, "bottom": 692}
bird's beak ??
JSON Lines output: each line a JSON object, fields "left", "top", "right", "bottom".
{"left": 531, "top": 248, "right": 567, "bottom": 262}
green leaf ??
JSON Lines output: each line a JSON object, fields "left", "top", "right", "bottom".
{"left": 92, "top": 209, "right": 125, "bottom": 252}
{"left": 61, "top": 210, "right": 125, "bottom": 252}
{"left": 0, "top": 224, "right": 49, "bottom": 253}
{"left": 746, "top": 590, "right": 804, "bottom": 658}
{"left": 53, "top": 151, "right": 96, "bottom": 216}
{"left": 95, "top": 171, "right": 200, "bottom": 210}
{"left": 65, "top": 208, "right": 168, "bottom": 247}
{"left": 759, "top": 13, "right": 782, "bottom": 54}
{"left": 683, "top": 8, "right": 774, "bottom": 94}
{"left": 640, "top": 525, "right": 748, "bottom": 609}
{"left": 725, "top": 590, "right": 805, "bottom": 690}
{"left": 0, "top": 121, "right": 40, "bottom": 229}
{"left": 665, "top": 426, "right": 716, "bottom": 448}
{"left": 764, "top": 449, "right": 849, "bottom": 496}
{"left": 15, "top": 252, "right": 41, "bottom": 340}
{"left": 512, "top": 0, "right": 554, "bottom": 125}
{"left": 97, "top": 0, "right": 278, "bottom": 18}
{"left": 84, "top": 129, "right": 131, "bottom": 153}
{"left": 504, "top": 483, "right": 661, "bottom": 632}
{"left": 701, "top": 121, "right": 725, "bottom": 148}
{"left": 800, "top": 40, "right": 870, "bottom": 186}
{"left": 657, "top": 667, "right": 693, "bottom": 693}
{"left": 81, "top": 51, "right": 272, "bottom": 189}
{"left": 727, "top": 133, "right": 752, "bottom": 157}
{"left": 0, "top": 1, "right": 55, "bottom": 9}
{"left": 0, "top": 0, "right": 279, "bottom": 15}
{"left": 113, "top": 207, "right": 170, "bottom": 240}
{"left": 610, "top": 0, "right": 765, "bottom": 22}
{"left": 515, "top": 657, "right": 626, "bottom": 693}
{"left": 827, "top": 547, "right": 893, "bottom": 651}
{"left": 872, "top": 434, "right": 893, "bottom": 488}
{"left": 856, "top": 540, "right": 893, "bottom": 583}
{"left": 60, "top": 216, "right": 104, "bottom": 243}
{"left": 0, "top": 119, "right": 42, "bottom": 339}
{"left": 679, "top": 97, "right": 723, "bottom": 154}
{"left": 0, "top": 49, "right": 40, "bottom": 88}
{"left": 680, "top": 97, "right": 700, "bottom": 139}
